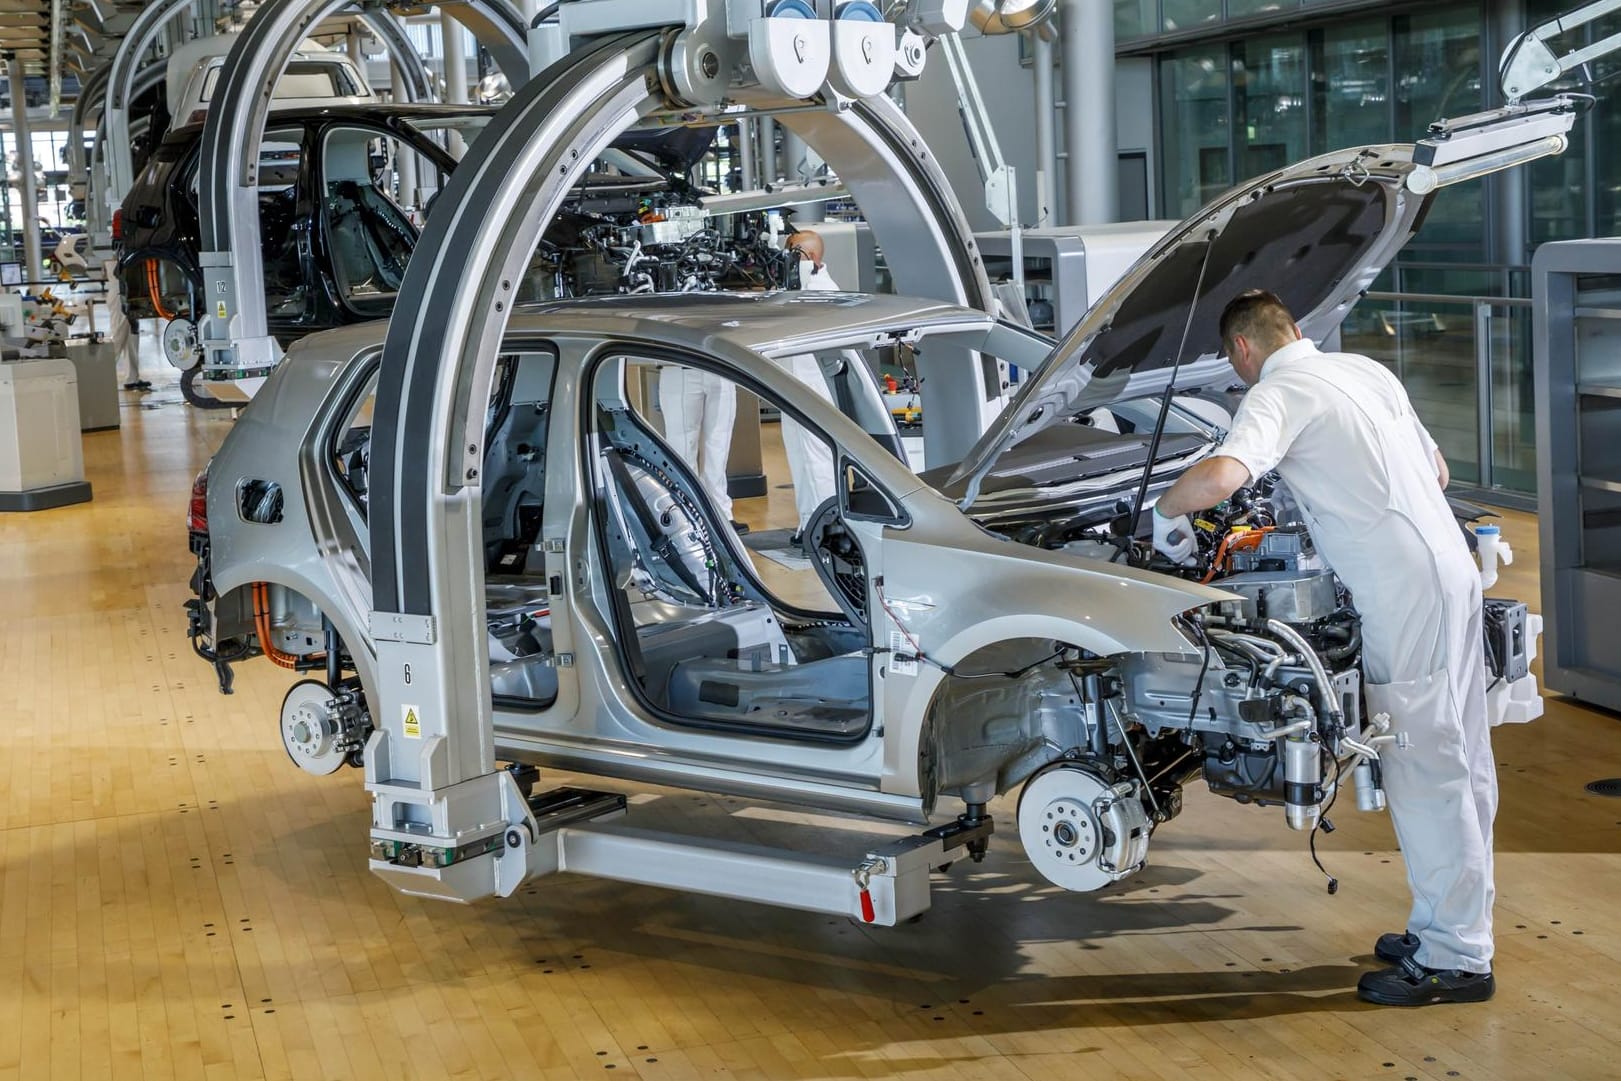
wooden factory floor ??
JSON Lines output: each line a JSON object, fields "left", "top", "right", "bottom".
{"left": 2, "top": 360, "right": 1619, "bottom": 1081}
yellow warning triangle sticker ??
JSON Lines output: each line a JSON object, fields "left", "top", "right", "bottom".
{"left": 402, "top": 705, "right": 421, "bottom": 739}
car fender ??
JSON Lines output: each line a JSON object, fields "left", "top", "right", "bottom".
{"left": 211, "top": 562, "right": 379, "bottom": 705}
{"left": 868, "top": 514, "right": 1234, "bottom": 799}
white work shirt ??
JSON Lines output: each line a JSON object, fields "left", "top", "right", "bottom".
{"left": 799, "top": 260, "right": 839, "bottom": 291}
{"left": 1215, "top": 338, "right": 1471, "bottom": 617}
{"left": 1217, "top": 348, "right": 1495, "bottom": 977}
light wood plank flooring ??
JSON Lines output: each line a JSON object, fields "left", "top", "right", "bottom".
{"left": 2, "top": 359, "right": 1619, "bottom": 1081}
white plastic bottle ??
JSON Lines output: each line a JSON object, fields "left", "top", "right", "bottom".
{"left": 1473, "top": 523, "right": 1513, "bottom": 590}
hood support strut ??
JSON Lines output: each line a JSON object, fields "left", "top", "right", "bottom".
{"left": 1117, "top": 233, "right": 1216, "bottom": 562}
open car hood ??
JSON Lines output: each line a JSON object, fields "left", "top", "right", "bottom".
{"left": 947, "top": 105, "right": 1576, "bottom": 499}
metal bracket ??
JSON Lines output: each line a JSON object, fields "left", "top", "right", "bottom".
{"left": 371, "top": 612, "right": 439, "bottom": 644}
{"left": 1501, "top": 0, "right": 1621, "bottom": 104}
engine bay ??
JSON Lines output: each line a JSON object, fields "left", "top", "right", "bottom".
{"left": 536, "top": 164, "right": 800, "bottom": 298}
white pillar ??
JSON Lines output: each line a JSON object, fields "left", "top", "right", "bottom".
{"left": 759, "top": 116, "right": 778, "bottom": 183}
{"left": 390, "top": 62, "right": 420, "bottom": 207}
{"left": 736, "top": 118, "right": 756, "bottom": 191}
{"left": 8, "top": 56, "right": 41, "bottom": 276}
{"left": 440, "top": 10, "right": 469, "bottom": 157}
{"left": 1033, "top": 33, "right": 1057, "bottom": 227}
{"left": 1060, "top": 0, "right": 1116, "bottom": 225}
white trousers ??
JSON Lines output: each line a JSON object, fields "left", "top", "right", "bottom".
{"left": 103, "top": 260, "right": 142, "bottom": 382}
{"left": 112, "top": 316, "right": 141, "bottom": 382}
{"left": 771, "top": 353, "right": 837, "bottom": 531}
{"left": 657, "top": 366, "right": 735, "bottom": 520}
{"left": 1358, "top": 546, "right": 1494, "bottom": 973}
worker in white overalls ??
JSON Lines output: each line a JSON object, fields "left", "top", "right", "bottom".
{"left": 1153, "top": 290, "right": 1495, "bottom": 1007}
{"left": 656, "top": 364, "right": 746, "bottom": 534}
{"left": 103, "top": 259, "right": 149, "bottom": 391}
{"left": 776, "top": 229, "right": 840, "bottom": 545}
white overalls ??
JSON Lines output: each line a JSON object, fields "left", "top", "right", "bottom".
{"left": 772, "top": 260, "right": 840, "bottom": 531}
{"left": 1219, "top": 338, "right": 1494, "bottom": 974}
{"left": 103, "top": 259, "right": 143, "bottom": 385}
{"left": 657, "top": 365, "right": 736, "bottom": 521}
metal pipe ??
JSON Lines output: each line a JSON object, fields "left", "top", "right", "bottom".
{"left": 1265, "top": 618, "right": 1344, "bottom": 730}
{"left": 390, "top": 62, "right": 419, "bottom": 208}
{"left": 1033, "top": 32, "right": 1057, "bottom": 227}
{"left": 1058, "top": 0, "right": 1116, "bottom": 224}
{"left": 759, "top": 115, "right": 778, "bottom": 184}
{"left": 440, "top": 11, "right": 470, "bottom": 157}
{"left": 736, "top": 117, "right": 756, "bottom": 192}
{"left": 8, "top": 56, "right": 41, "bottom": 276}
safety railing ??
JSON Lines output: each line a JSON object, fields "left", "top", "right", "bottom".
{"left": 1346, "top": 287, "right": 1537, "bottom": 509}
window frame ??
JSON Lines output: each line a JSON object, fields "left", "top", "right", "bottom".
{"left": 579, "top": 340, "right": 890, "bottom": 745}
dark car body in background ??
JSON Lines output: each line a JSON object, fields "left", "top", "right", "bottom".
{"left": 116, "top": 104, "right": 489, "bottom": 345}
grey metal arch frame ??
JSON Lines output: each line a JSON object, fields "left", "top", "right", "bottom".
{"left": 369, "top": 32, "right": 991, "bottom": 619}
{"left": 359, "top": 9, "right": 436, "bottom": 105}
{"left": 105, "top": 0, "right": 199, "bottom": 218}
{"left": 194, "top": 0, "right": 532, "bottom": 375}
{"left": 100, "top": 0, "right": 438, "bottom": 227}
{"left": 354, "top": 30, "right": 991, "bottom": 832}
{"left": 67, "top": 61, "right": 109, "bottom": 184}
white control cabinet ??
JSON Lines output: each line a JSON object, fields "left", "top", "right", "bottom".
{"left": 0, "top": 357, "right": 93, "bottom": 511}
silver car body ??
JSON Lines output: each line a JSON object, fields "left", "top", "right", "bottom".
{"left": 206, "top": 293, "right": 1229, "bottom": 821}
{"left": 190, "top": 108, "right": 1565, "bottom": 908}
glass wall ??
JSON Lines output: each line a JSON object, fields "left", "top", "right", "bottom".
{"left": 1154, "top": 2, "right": 1487, "bottom": 229}
{"left": 1159, "top": 47, "right": 1231, "bottom": 217}
{"left": 1234, "top": 35, "right": 1306, "bottom": 177}
{"left": 1160, "top": 0, "right": 1220, "bottom": 33}
{"left": 1393, "top": 7, "right": 1487, "bottom": 262}
{"left": 1139, "top": 1, "right": 1573, "bottom": 499}
{"left": 1340, "top": 273, "right": 1536, "bottom": 497}
{"left": 1116, "top": 0, "right": 1156, "bottom": 40}
{"left": 1310, "top": 19, "right": 1388, "bottom": 153}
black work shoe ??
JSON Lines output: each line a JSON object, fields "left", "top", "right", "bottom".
{"left": 729, "top": 520, "right": 750, "bottom": 536}
{"left": 1375, "top": 931, "right": 1421, "bottom": 964}
{"left": 788, "top": 531, "right": 804, "bottom": 547}
{"left": 1357, "top": 956, "right": 1495, "bottom": 1006}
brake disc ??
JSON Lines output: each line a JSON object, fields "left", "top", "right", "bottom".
{"left": 1016, "top": 763, "right": 1151, "bottom": 891}
{"left": 162, "top": 317, "right": 201, "bottom": 370}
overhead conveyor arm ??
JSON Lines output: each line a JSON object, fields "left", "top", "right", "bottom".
{"left": 1502, "top": 0, "right": 1621, "bottom": 103}
{"left": 1388, "top": 2, "right": 1610, "bottom": 197}
{"left": 936, "top": 31, "right": 1015, "bottom": 229}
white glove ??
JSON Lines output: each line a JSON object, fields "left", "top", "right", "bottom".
{"left": 1152, "top": 506, "right": 1197, "bottom": 566}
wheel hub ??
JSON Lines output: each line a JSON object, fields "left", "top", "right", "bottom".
{"left": 1016, "top": 765, "right": 1152, "bottom": 892}
{"left": 279, "top": 679, "right": 363, "bottom": 776}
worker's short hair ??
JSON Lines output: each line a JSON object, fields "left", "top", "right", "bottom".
{"left": 1219, "top": 289, "right": 1297, "bottom": 350}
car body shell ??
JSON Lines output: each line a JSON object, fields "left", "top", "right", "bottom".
{"left": 116, "top": 104, "right": 487, "bottom": 341}
{"left": 204, "top": 294, "right": 1230, "bottom": 820}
